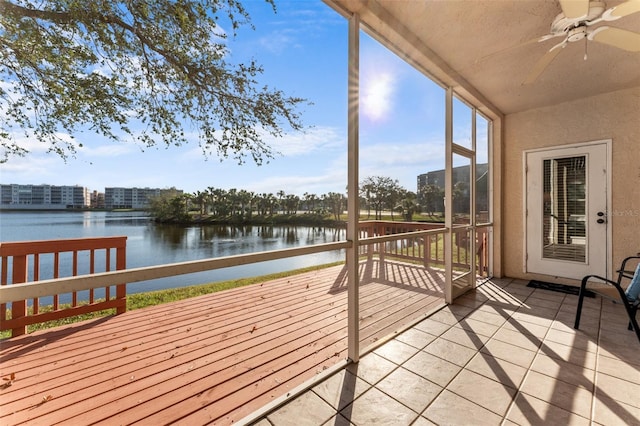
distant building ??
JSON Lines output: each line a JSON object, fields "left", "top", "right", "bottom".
{"left": 90, "top": 190, "right": 105, "bottom": 209}
{"left": 417, "top": 163, "right": 489, "bottom": 214}
{"left": 0, "top": 185, "right": 183, "bottom": 210}
{"left": 417, "top": 164, "right": 488, "bottom": 191}
{"left": 104, "top": 187, "right": 182, "bottom": 209}
{"left": 0, "top": 184, "right": 90, "bottom": 210}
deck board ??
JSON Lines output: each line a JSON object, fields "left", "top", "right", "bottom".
{"left": 0, "top": 259, "right": 444, "bottom": 425}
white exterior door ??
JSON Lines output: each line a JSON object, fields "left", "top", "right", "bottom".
{"left": 525, "top": 142, "right": 609, "bottom": 280}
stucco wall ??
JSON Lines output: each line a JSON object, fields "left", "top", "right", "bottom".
{"left": 503, "top": 86, "right": 640, "bottom": 282}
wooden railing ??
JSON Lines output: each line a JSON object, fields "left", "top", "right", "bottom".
{"left": 0, "top": 237, "right": 127, "bottom": 337}
{"left": 358, "top": 221, "right": 490, "bottom": 276}
{"left": 0, "top": 222, "right": 492, "bottom": 336}
{"left": 0, "top": 241, "right": 351, "bottom": 327}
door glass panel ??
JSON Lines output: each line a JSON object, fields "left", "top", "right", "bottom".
{"left": 542, "top": 156, "right": 586, "bottom": 263}
{"left": 452, "top": 153, "right": 472, "bottom": 297}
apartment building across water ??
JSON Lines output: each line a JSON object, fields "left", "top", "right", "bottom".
{"left": 0, "top": 184, "right": 90, "bottom": 210}
{"left": 104, "top": 187, "right": 182, "bottom": 209}
{"left": 0, "top": 184, "right": 182, "bottom": 210}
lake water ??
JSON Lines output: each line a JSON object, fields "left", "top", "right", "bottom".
{"left": 0, "top": 211, "right": 346, "bottom": 299}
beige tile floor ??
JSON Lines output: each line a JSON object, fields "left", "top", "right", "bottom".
{"left": 249, "top": 278, "right": 640, "bottom": 425}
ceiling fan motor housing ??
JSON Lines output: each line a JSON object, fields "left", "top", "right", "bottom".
{"left": 550, "top": 1, "right": 606, "bottom": 34}
{"left": 567, "top": 26, "right": 588, "bottom": 42}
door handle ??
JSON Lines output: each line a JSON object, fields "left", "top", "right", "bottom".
{"left": 597, "top": 211, "right": 606, "bottom": 224}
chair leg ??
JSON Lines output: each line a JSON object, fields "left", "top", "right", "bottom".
{"left": 574, "top": 278, "right": 588, "bottom": 330}
{"left": 627, "top": 306, "right": 640, "bottom": 344}
{"left": 630, "top": 318, "right": 640, "bottom": 343}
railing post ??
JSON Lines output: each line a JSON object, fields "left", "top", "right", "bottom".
{"left": 115, "top": 242, "right": 127, "bottom": 315}
{"left": 424, "top": 235, "right": 431, "bottom": 268}
{"left": 364, "top": 225, "right": 373, "bottom": 263}
{"left": 378, "top": 234, "right": 386, "bottom": 281}
{"left": 11, "top": 254, "right": 28, "bottom": 337}
{"left": 478, "top": 229, "right": 487, "bottom": 277}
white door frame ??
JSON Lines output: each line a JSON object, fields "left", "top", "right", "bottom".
{"left": 523, "top": 140, "right": 612, "bottom": 280}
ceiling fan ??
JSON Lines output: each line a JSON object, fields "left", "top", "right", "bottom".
{"left": 523, "top": 0, "right": 640, "bottom": 84}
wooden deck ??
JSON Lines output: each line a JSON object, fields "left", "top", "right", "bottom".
{"left": 0, "top": 259, "right": 445, "bottom": 425}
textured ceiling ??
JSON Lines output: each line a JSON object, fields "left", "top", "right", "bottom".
{"left": 325, "top": 0, "right": 640, "bottom": 115}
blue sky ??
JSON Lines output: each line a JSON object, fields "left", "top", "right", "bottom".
{"left": 2, "top": 0, "right": 460, "bottom": 197}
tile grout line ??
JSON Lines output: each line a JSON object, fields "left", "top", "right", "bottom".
{"left": 590, "top": 295, "right": 605, "bottom": 424}
{"left": 415, "top": 280, "right": 521, "bottom": 423}
{"left": 492, "top": 283, "right": 542, "bottom": 425}
{"left": 499, "top": 286, "right": 562, "bottom": 425}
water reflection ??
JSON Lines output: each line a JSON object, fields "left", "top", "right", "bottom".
{"left": 150, "top": 224, "right": 190, "bottom": 247}
{"left": 150, "top": 224, "right": 345, "bottom": 255}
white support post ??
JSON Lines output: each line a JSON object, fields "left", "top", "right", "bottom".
{"left": 445, "top": 88, "right": 453, "bottom": 304}
{"left": 470, "top": 109, "right": 477, "bottom": 288}
{"left": 347, "top": 12, "right": 360, "bottom": 363}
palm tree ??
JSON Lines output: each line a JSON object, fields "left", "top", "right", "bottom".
{"left": 303, "top": 192, "right": 311, "bottom": 212}
{"left": 324, "top": 192, "right": 345, "bottom": 221}
{"left": 398, "top": 191, "right": 419, "bottom": 221}
{"left": 206, "top": 186, "right": 217, "bottom": 215}
{"left": 276, "top": 190, "right": 285, "bottom": 214}
{"left": 180, "top": 193, "right": 193, "bottom": 216}
{"left": 209, "top": 187, "right": 228, "bottom": 217}
{"left": 266, "top": 193, "right": 277, "bottom": 216}
{"left": 284, "top": 194, "right": 300, "bottom": 214}
{"left": 227, "top": 188, "right": 239, "bottom": 217}
{"left": 360, "top": 183, "right": 373, "bottom": 219}
{"left": 192, "top": 190, "right": 207, "bottom": 216}
{"left": 237, "top": 189, "right": 254, "bottom": 220}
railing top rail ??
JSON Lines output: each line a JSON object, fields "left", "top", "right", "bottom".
{"left": 358, "top": 220, "right": 444, "bottom": 226}
{"left": 0, "top": 236, "right": 128, "bottom": 256}
{"left": 447, "top": 223, "right": 494, "bottom": 231}
{"left": 359, "top": 227, "right": 448, "bottom": 246}
{"left": 0, "top": 240, "right": 352, "bottom": 303}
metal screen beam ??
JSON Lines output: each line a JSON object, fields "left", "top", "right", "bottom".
{"left": 347, "top": 12, "right": 360, "bottom": 362}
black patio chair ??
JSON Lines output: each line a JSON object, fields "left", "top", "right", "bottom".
{"left": 574, "top": 255, "right": 640, "bottom": 343}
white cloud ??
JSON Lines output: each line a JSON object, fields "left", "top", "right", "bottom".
{"left": 258, "top": 29, "right": 301, "bottom": 54}
{"left": 77, "top": 143, "right": 135, "bottom": 157}
{"left": 267, "top": 126, "right": 344, "bottom": 156}
{"left": 177, "top": 125, "right": 345, "bottom": 162}
{"left": 357, "top": 138, "right": 446, "bottom": 191}
{"left": 1, "top": 131, "right": 83, "bottom": 159}
{"left": 7, "top": 135, "right": 48, "bottom": 154}
{"left": 248, "top": 172, "right": 344, "bottom": 196}
{"left": 361, "top": 139, "right": 444, "bottom": 167}
{"left": 1, "top": 152, "right": 63, "bottom": 182}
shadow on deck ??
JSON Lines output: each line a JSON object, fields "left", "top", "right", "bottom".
{"left": 0, "top": 258, "right": 445, "bottom": 425}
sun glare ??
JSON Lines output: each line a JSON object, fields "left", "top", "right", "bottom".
{"left": 361, "top": 71, "right": 395, "bottom": 122}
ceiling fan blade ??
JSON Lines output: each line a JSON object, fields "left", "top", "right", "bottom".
{"left": 591, "top": 27, "right": 640, "bottom": 51}
{"left": 608, "top": 0, "right": 640, "bottom": 18}
{"left": 523, "top": 47, "right": 563, "bottom": 85}
{"left": 559, "top": 0, "right": 590, "bottom": 19}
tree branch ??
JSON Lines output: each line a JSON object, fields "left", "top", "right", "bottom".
{"left": 0, "top": 0, "right": 74, "bottom": 23}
